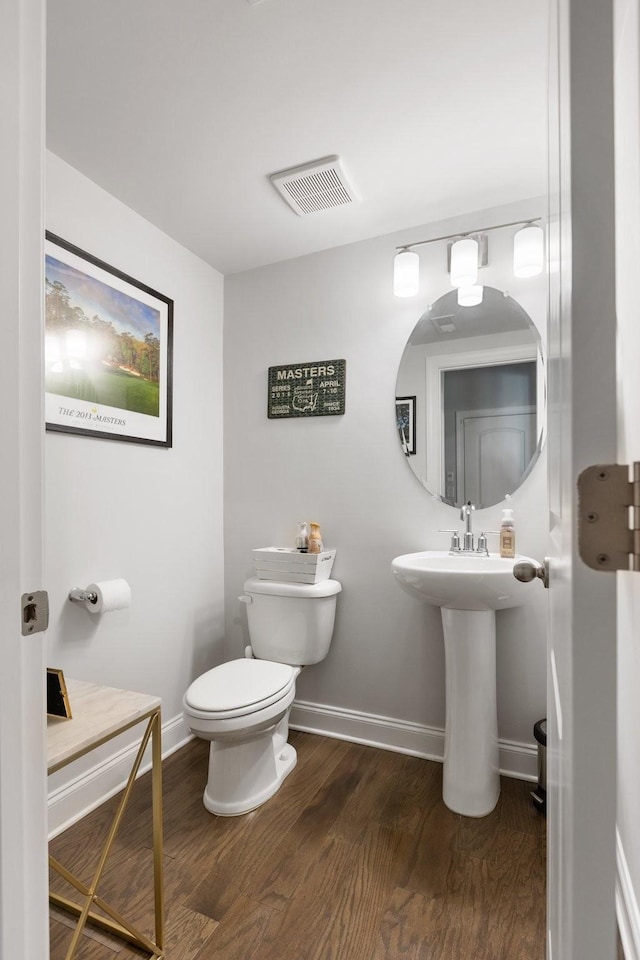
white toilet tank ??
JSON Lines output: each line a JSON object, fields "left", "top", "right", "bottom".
{"left": 243, "top": 577, "right": 342, "bottom": 665}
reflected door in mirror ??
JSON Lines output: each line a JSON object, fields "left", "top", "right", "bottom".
{"left": 458, "top": 409, "right": 536, "bottom": 507}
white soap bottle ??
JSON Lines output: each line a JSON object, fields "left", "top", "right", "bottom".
{"left": 295, "top": 521, "right": 309, "bottom": 553}
{"left": 500, "top": 508, "right": 516, "bottom": 559}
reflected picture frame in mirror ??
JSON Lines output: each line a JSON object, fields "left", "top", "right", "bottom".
{"left": 395, "top": 286, "right": 545, "bottom": 509}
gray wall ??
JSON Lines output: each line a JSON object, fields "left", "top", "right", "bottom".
{"left": 45, "top": 154, "right": 226, "bottom": 829}
{"left": 224, "top": 199, "right": 548, "bottom": 755}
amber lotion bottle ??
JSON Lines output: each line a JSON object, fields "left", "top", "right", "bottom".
{"left": 499, "top": 508, "right": 515, "bottom": 558}
{"left": 308, "top": 522, "right": 323, "bottom": 554}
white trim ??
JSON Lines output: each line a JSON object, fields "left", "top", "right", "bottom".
{"left": 290, "top": 699, "right": 537, "bottom": 781}
{"left": 47, "top": 713, "right": 193, "bottom": 839}
{"left": 1, "top": 0, "right": 48, "bottom": 955}
{"left": 46, "top": 701, "right": 539, "bottom": 841}
{"left": 617, "top": 828, "right": 640, "bottom": 960}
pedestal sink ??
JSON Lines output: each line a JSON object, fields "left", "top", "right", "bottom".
{"left": 391, "top": 550, "right": 534, "bottom": 817}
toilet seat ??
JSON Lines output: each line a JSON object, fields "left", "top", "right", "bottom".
{"left": 184, "top": 658, "right": 297, "bottom": 720}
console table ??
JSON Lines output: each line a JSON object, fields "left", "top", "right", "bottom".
{"left": 47, "top": 678, "right": 164, "bottom": 959}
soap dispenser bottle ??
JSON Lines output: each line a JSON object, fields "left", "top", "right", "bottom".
{"left": 500, "top": 508, "right": 516, "bottom": 558}
{"left": 295, "top": 521, "right": 309, "bottom": 553}
{"left": 308, "top": 522, "right": 323, "bottom": 554}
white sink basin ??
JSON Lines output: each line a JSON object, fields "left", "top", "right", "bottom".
{"left": 391, "top": 550, "right": 533, "bottom": 611}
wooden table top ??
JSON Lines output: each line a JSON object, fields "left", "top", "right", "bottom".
{"left": 47, "top": 678, "right": 161, "bottom": 775}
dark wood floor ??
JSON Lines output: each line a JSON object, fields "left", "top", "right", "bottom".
{"left": 49, "top": 732, "right": 547, "bottom": 960}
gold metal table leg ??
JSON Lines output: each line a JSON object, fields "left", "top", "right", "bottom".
{"left": 49, "top": 708, "right": 164, "bottom": 960}
{"left": 152, "top": 709, "right": 165, "bottom": 952}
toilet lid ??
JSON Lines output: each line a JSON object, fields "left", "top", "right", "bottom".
{"left": 184, "top": 659, "right": 296, "bottom": 715}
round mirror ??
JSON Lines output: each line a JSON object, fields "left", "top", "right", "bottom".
{"left": 395, "top": 286, "right": 545, "bottom": 508}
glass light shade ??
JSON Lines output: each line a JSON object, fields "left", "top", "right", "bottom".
{"left": 513, "top": 224, "right": 544, "bottom": 277}
{"left": 450, "top": 237, "right": 478, "bottom": 288}
{"left": 457, "top": 284, "right": 484, "bottom": 307}
{"left": 393, "top": 249, "right": 420, "bottom": 297}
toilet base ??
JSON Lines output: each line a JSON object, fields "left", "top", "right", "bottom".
{"left": 203, "top": 723, "right": 297, "bottom": 816}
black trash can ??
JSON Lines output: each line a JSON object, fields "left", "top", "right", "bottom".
{"left": 531, "top": 719, "right": 547, "bottom": 815}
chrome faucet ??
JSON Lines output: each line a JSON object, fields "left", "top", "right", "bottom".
{"left": 460, "top": 501, "right": 475, "bottom": 552}
{"left": 440, "top": 501, "right": 492, "bottom": 555}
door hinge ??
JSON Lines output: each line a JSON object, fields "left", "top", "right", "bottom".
{"left": 21, "top": 590, "right": 49, "bottom": 635}
{"left": 577, "top": 463, "right": 640, "bottom": 571}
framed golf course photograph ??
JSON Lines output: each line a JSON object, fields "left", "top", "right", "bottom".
{"left": 44, "top": 232, "right": 173, "bottom": 447}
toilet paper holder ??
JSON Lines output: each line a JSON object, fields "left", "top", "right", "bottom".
{"left": 67, "top": 579, "right": 132, "bottom": 614}
{"left": 69, "top": 587, "right": 98, "bottom": 605}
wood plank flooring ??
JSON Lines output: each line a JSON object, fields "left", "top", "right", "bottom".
{"left": 49, "top": 732, "right": 546, "bottom": 960}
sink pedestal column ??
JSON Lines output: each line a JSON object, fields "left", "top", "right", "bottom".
{"left": 441, "top": 608, "right": 500, "bottom": 817}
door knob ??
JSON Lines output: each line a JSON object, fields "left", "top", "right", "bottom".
{"left": 513, "top": 558, "right": 550, "bottom": 588}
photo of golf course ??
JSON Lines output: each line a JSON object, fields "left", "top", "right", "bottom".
{"left": 45, "top": 254, "right": 163, "bottom": 418}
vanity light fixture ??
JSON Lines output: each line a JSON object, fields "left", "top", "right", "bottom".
{"left": 393, "top": 217, "right": 543, "bottom": 299}
{"left": 513, "top": 223, "right": 544, "bottom": 277}
{"left": 458, "top": 284, "right": 484, "bottom": 306}
{"left": 450, "top": 237, "right": 479, "bottom": 288}
{"left": 393, "top": 248, "right": 420, "bottom": 297}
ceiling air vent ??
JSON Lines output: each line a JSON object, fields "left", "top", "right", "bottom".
{"left": 431, "top": 314, "right": 456, "bottom": 335}
{"left": 269, "top": 155, "right": 359, "bottom": 216}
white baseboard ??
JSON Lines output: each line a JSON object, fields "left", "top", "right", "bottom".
{"left": 47, "top": 713, "right": 193, "bottom": 840}
{"left": 617, "top": 828, "right": 640, "bottom": 960}
{"left": 47, "top": 701, "right": 538, "bottom": 840}
{"left": 290, "top": 699, "right": 538, "bottom": 781}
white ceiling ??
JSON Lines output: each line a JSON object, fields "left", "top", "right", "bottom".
{"left": 46, "top": 0, "right": 548, "bottom": 276}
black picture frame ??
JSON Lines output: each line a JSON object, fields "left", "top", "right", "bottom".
{"left": 396, "top": 395, "right": 416, "bottom": 456}
{"left": 44, "top": 232, "right": 173, "bottom": 447}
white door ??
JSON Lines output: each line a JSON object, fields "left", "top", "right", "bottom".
{"left": 546, "top": 1, "right": 618, "bottom": 957}
{"left": 612, "top": 0, "right": 640, "bottom": 955}
{"left": 0, "top": 1, "right": 48, "bottom": 958}
{"left": 457, "top": 408, "right": 536, "bottom": 507}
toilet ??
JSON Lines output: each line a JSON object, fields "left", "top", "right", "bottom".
{"left": 183, "top": 576, "right": 341, "bottom": 816}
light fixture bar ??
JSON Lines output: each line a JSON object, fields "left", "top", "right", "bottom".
{"left": 394, "top": 217, "right": 542, "bottom": 253}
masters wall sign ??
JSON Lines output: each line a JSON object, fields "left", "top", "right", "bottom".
{"left": 267, "top": 359, "right": 346, "bottom": 419}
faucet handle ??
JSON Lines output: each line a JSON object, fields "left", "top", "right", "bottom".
{"left": 439, "top": 529, "right": 461, "bottom": 552}
{"left": 476, "top": 531, "right": 500, "bottom": 555}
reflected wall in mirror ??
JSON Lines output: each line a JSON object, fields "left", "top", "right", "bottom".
{"left": 396, "top": 286, "right": 545, "bottom": 508}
